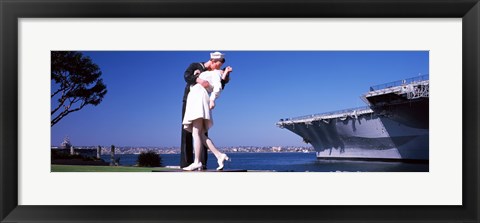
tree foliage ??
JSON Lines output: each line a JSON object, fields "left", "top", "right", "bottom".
{"left": 51, "top": 51, "right": 107, "bottom": 126}
{"left": 137, "top": 151, "right": 163, "bottom": 167}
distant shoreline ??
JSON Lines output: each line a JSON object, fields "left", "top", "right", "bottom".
{"left": 51, "top": 146, "right": 315, "bottom": 155}
{"left": 104, "top": 151, "right": 317, "bottom": 155}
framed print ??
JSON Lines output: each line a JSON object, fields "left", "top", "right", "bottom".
{"left": 1, "top": 0, "right": 479, "bottom": 222}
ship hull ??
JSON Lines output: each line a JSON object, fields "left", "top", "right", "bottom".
{"left": 282, "top": 100, "right": 428, "bottom": 161}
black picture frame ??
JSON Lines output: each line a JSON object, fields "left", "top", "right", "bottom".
{"left": 1, "top": 0, "right": 479, "bottom": 222}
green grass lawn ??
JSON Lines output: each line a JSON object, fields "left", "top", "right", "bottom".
{"left": 51, "top": 165, "right": 179, "bottom": 172}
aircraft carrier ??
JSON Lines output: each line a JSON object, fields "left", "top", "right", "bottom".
{"left": 276, "top": 75, "right": 429, "bottom": 162}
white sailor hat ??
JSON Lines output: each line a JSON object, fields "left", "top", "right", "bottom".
{"left": 210, "top": 51, "right": 225, "bottom": 59}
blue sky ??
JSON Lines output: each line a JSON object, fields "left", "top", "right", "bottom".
{"left": 51, "top": 51, "right": 428, "bottom": 147}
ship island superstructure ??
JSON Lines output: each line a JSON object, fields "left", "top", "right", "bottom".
{"left": 276, "top": 75, "right": 429, "bottom": 162}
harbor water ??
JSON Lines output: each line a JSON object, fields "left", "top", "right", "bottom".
{"left": 101, "top": 152, "right": 428, "bottom": 172}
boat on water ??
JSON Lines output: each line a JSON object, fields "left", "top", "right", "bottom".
{"left": 276, "top": 75, "right": 429, "bottom": 162}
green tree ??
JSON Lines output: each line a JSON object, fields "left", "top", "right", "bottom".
{"left": 51, "top": 51, "right": 107, "bottom": 126}
{"left": 137, "top": 151, "right": 163, "bottom": 167}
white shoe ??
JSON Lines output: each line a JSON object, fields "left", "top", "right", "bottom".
{"left": 183, "top": 162, "right": 203, "bottom": 171}
{"left": 217, "top": 154, "right": 230, "bottom": 170}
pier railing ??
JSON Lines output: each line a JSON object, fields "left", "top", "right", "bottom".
{"left": 369, "top": 74, "right": 429, "bottom": 91}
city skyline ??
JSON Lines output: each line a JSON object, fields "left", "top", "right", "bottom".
{"left": 51, "top": 51, "right": 429, "bottom": 147}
